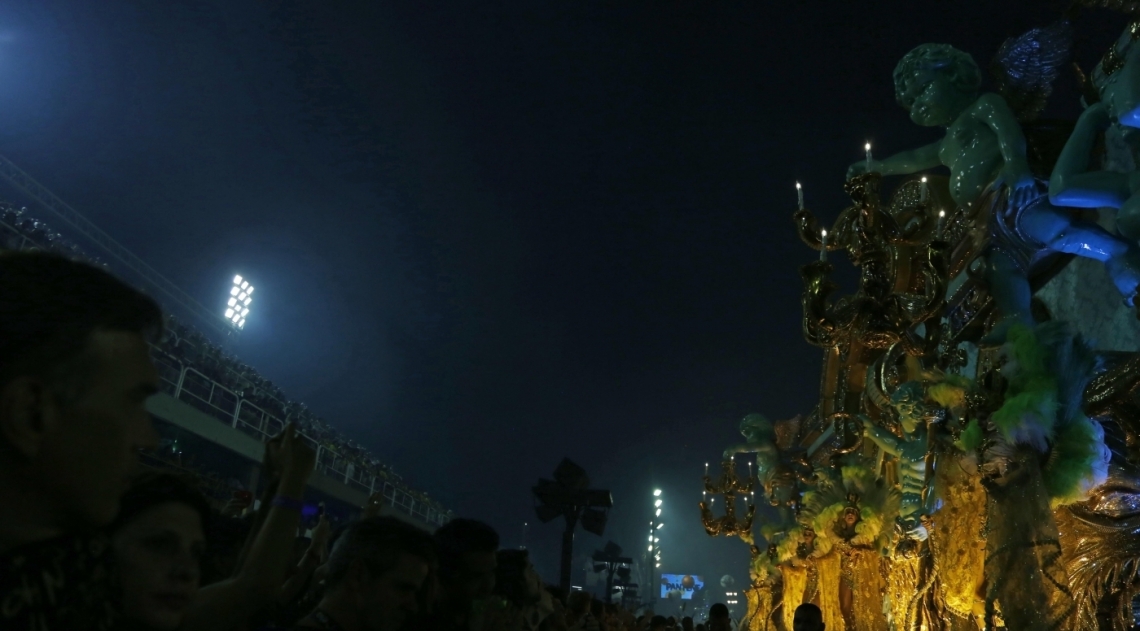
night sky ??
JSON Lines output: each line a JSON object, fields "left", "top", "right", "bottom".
{"left": 0, "top": 0, "right": 1122, "bottom": 588}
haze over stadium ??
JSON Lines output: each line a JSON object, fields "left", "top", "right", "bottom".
{"left": 0, "top": 0, "right": 1124, "bottom": 606}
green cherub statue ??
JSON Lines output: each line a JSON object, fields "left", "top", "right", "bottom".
{"left": 849, "top": 39, "right": 1140, "bottom": 333}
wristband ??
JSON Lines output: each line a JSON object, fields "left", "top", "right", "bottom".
{"left": 272, "top": 495, "right": 304, "bottom": 512}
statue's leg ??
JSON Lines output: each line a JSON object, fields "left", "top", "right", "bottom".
{"left": 1021, "top": 203, "right": 1140, "bottom": 304}
{"left": 981, "top": 248, "right": 1033, "bottom": 345}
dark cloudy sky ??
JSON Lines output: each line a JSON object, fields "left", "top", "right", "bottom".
{"left": 0, "top": 0, "right": 1120, "bottom": 587}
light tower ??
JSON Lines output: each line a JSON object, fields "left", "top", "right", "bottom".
{"left": 646, "top": 488, "right": 663, "bottom": 599}
{"left": 225, "top": 275, "right": 254, "bottom": 330}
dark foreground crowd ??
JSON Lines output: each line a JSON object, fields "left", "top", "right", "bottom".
{"left": 0, "top": 252, "right": 826, "bottom": 631}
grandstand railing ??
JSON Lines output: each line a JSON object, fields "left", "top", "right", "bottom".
{"left": 0, "top": 212, "right": 448, "bottom": 528}
{"left": 152, "top": 350, "right": 448, "bottom": 527}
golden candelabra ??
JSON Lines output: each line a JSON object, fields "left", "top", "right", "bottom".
{"left": 699, "top": 457, "right": 758, "bottom": 544}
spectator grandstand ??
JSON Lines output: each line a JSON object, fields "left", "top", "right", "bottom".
{"left": 0, "top": 201, "right": 451, "bottom": 527}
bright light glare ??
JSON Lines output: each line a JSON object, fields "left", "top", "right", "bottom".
{"left": 656, "top": 563, "right": 661, "bottom": 567}
{"left": 655, "top": 508, "right": 661, "bottom": 516}
{"left": 653, "top": 537, "right": 659, "bottom": 543}
{"left": 653, "top": 489, "right": 662, "bottom": 496}
{"left": 656, "top": 523, "right": 663, "bottom": 529}
{"left": 654, "top": 499, "right": 662, "bottom": 507}
{"left": 648, "top": 535, "right": 653, "bottom": 542}
{"left": 227, "top": 275, "right": 255, "bottom": 329}
{"left": 647, "top": 545, "right": 653, "bottom": 552}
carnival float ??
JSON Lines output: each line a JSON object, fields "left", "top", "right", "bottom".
{"left": 700, "top": 4, "right": 1140, "bottom": 630}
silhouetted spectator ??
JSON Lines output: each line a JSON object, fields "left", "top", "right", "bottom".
{"left": 707, "top": 605, "right": 730, "bottom": 631}
{"left": 0, "top": 252, "right": 162, "bottom": 631}
{"left": 112, "top": 425, "right": 315, "bottom": 631}
{"left": 431, "top": 518, "right": 500, "bottom": 631}
{"left": 649, "top": 616, "right": 667, "bottom": 631}
{"left": 492, "top": 549, "right": 553, "bottom": 630}
{"left": 110, "top": 472, "right": 212, "bottom": 630}
{"left": 290, "top": 516, "right": 437, "bottom": 631}
{"left": 682, "top": 616, "right": 693, "bottom": 631}
{"left": 792, "top": 604, "right": 824, "bottom": 631}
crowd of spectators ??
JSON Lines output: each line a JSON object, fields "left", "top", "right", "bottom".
{"left": 0, "top": 203, "right": 449, "bottom": 521}
{"left": 0, "top": 249, "right": 766, "bottom": 631}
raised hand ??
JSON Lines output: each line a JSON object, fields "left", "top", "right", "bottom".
{"left": 277, "top": 424, "right": 316, "bottom": 489}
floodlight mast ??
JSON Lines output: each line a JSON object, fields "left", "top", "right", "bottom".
{"left": 223, "top": 274, "right": 254, "bottom": 338}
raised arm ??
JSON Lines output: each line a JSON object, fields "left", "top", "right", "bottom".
{"left": 182, "top": 425, "right": 316, "bottom": 631}
{"left": 860, "top": 416, "right": 902, "bottom": 457}
{"left": 1049, "top": 102, "right": 1132, "bottom": 209}
{"left": 848, "top": 141, "right": 942, "bottom": 179}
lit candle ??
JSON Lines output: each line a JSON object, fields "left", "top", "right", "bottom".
{"left": 796, "top": 182, "right": 804, "bottom": 211}
{"left": 937, "top": 210, "right": 946, "bottom": 238}
{"left": 920, "top": 177, "right": 929, "bottom": 204}
{"left": 820, "top": 229, "right": 828, "bottom": 262}
{"left": 865, "top": 142, "right": 873, "bottom": 172}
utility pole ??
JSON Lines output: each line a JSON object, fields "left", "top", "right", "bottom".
{"left": 532, "top": 458, "right": 613, "bottom": 598}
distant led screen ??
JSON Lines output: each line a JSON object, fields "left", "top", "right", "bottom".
{"left": 659, "top": 574, "right": 704, "bottom": 599}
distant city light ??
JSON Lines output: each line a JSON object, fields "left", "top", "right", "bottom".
{"left": 225, "top": 275, "right": 254, "bottom": 329}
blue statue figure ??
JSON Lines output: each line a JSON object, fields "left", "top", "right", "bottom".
{"left": 1050, "top": 21, "right": 1140, "bottom": 242}
{"left": 849, "top": 37, "right": 1140, "bottom": 335}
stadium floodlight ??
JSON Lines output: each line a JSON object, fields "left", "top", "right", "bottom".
{"left": 647, "top": 545, "right": 653, "bottom": 552}
{"left": 654, "top": 499, "right": 662, "bottom": 507}
{"left": 653, "top": 489, "right": 662, "bottom": 496}
{"left": 655, "top": 508, "right": 661, "bottom": 517}
{"left": 656, "top": 523, "right": 663, "bottom": 529}
{"left": 225, "top": 275, "right": 254, "bottom": 330}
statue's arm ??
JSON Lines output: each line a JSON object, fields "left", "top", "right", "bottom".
{"left": 860, "top": 417, "right": 901, "bottom": 456}
{"left": 1049, "top": 103, "right": 1131, "bottom": 209}
{"left": 875, "top": 140, "right": 944, "bottom": 175}
{"left": 849, "top": 141, "right": 942, "bottom": 178}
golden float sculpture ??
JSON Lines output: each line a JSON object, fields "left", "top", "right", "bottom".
{"left": 701, "top": 9, "right": 1140, "bottom": 627}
